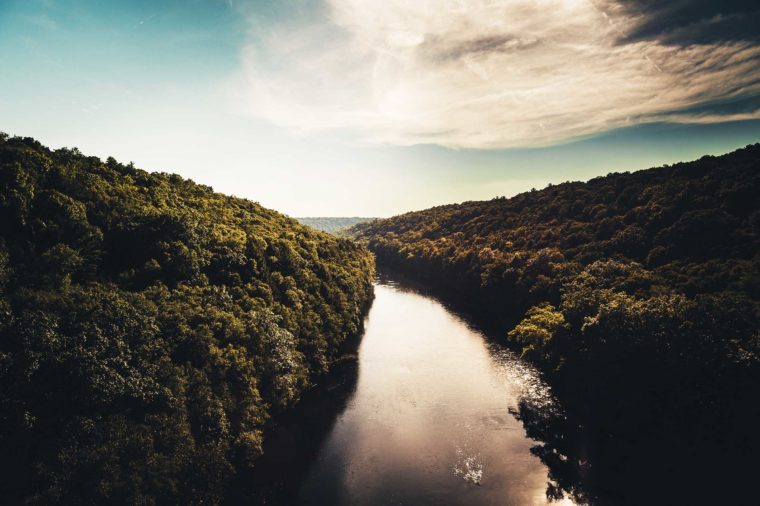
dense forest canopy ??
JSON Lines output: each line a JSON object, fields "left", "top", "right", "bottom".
{"left": 296, "top": 217, "right": 375, "bottom": 234}
{"left": 352, "top": 145, "right": 760, "bottom": 504}
{"left": 0, "top": 133, "right": 375, "bottom": 504}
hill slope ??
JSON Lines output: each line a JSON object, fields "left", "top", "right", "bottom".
{"left": 0, "top": 134, "right": 374, "bottom": 504}
{"left": 352, "top": 145, "right": 760, "bottom": 503}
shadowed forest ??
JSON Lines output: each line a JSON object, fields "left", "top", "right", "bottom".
{"left": 351, "top": 145, "right": 760, "bottom": 504}
{"left": 0, "top": 134, "right": 374, "bottom": 503}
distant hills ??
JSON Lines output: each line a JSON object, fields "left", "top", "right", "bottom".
{"left": 296, "top": 216, "right": 375, "bottom": 234}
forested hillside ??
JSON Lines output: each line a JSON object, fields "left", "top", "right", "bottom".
{"left": 0, "top": 134, "right": 374, "bottom": 504}
{"left": 352, "top": 145, "right": 760, "bottom": 503}
{"left": 296, "top": 217, "right": 375, "bottom": 234}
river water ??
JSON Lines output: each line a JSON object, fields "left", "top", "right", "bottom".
{"left": 286, "top": 278, "right": 570, "bottom": 505}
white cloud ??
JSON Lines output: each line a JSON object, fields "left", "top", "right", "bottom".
{"left": 231, "top": 0, "right": 760, "bottom": 149}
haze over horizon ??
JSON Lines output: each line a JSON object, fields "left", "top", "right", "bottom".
{"left": 2, "top": 0, "right": 759, "bottom": 217}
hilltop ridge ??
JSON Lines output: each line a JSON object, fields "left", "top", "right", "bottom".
{"left": 0, "top": 133, "right": 375, "bottom": 503}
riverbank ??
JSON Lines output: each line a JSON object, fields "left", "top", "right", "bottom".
{"left": 238, "top": 276, "right": 562, "bottom": 505}
{"left": 370, "top": 265, "right": 760, "bottom": 505}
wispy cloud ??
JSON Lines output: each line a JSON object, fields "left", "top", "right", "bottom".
{"left": 133, "top": 13, "right": 157, "bottom": 29}
{"left": 231, "top": 0, "right": 760, "bottom": 149}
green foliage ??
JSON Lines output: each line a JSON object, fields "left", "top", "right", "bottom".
{"left": 353, "top": 145, "right": 760, "bottom": 503}
{"left": 0, "top": 134, "right": 375, "bottom": 504}
{"left": 508, "top": 303, "right": 567, "bottom": 359}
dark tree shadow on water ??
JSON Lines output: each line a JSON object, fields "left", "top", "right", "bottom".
{"left": 374, "top": 268, "right": 521, "bottom": 338}
{"left": 512, "top": 379, "right": 760, "bottom": 506}
{"left": 226, "top": 351, "right": 360, "bottom": 505}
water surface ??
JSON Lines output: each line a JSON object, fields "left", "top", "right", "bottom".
{"left": 295, "top": 279, "right": 570, "bottom": 505}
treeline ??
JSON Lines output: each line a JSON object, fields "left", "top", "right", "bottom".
{"left": 296, "top": 216, "right": 375, "bottom": 234}
{"left": 0, "top": 134, "right": 375, "bottom": 504}
{"left": 352, "top": 145, "right": 760, "bottom": 504}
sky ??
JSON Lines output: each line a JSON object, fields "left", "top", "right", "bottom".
{"left": 1, "top": 0, "right": 759, "bottom": 217}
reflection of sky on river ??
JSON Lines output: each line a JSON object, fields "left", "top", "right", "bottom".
{"left": 297, "top": 281, "right": 575, "bottom": 505}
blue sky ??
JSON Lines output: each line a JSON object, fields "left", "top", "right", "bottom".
{"left": 1, "top": 0, "right": 759, "bottom": 217}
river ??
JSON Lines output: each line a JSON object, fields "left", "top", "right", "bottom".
{"left": 259, "top": 277, "right": 566, "bottom": 506}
